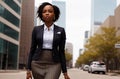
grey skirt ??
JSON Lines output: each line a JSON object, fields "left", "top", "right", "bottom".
{"left": 31, "top": 50, "right": 61, "bottom": 79}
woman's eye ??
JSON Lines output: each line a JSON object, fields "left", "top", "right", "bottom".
{"left": 48, "top": 9, "right": 53, "bottom": 12}
{"left": 42, "top": 10, "right": 46, "bottom": 13}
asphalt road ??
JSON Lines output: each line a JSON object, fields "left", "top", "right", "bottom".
{"left": 60, "top": 68, "right": 120, "bottom": 79}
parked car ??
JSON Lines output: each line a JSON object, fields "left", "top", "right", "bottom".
{"left": 88, "top": 61, "right": 106, "bottom": 74}
{"left": 83, "top": 65, "right": 89, "bottom": 71}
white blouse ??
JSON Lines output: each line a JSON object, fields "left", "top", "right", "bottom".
{"left": 42, "top": 24, "right": 54, "bottom": 49}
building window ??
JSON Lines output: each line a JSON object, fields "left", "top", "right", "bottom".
{"left": 3, "top": 0, "right": 20, "bottom": 14}
{"left": 18, "top": 0, "right": 22, "bottom": 3}
{"left": 0, "top": 39, "right": 18, "bottom": 69}
{"left": 0, "top": 22, "right": 19, "bottom": 40}
{"left": 0, "top": 5, "right": 20, "bottom": 27}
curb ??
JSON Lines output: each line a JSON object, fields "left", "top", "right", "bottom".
{"left": 107, "top": 72, "right": 120, "bottom": 76}
{"left": 0, "top": 70, "right": 25, "bottom": 73}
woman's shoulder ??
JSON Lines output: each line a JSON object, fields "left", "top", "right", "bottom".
{"left": 34, "top": 25, "right": 44, "bottom": 29}
{"left": 54, "top": 24, "right": 64, "bottom": 30}
{"left": 32, "top": 25, "right": 44, "bottom": 32}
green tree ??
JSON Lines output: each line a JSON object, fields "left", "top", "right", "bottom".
{"left": 65, "top": 52, "right": 72, "bottom": 62}
{"left": 76, "top": 26, "right": 120, "bottom": 71}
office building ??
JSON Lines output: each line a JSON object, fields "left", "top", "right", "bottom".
{"left": 52, "top": 0, "right": 66, "bottom": 29}
{"left": 65, "top": 42, "right": 73, "bottom": 67}
{"left": 19, "top": 0, "right": 35, "bottom": 69}
{"left": 91, "top": 0, "right": 116, "bottom": 36}
{"left": 0, "top": 0, "right": 22, "bottom": 69}
{"left": 84, "top": 31, "right": 90, "bottom": 44}
{"left": 115, "top": 4, "right": 120, "bottom": 36}
{"left": 65, "top": 42, "right": 73, "bottom": 54}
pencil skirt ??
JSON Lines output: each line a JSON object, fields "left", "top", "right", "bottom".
{"left": 31, "top": 50, "right": 61, "bottom": 79}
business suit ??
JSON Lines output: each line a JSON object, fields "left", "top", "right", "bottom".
{"left": 27, "top": 24, "right": 67, "bottom": 78}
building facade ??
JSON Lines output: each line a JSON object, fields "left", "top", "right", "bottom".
{"left": 91, "top": 0, "right": 117, "bottom": 36}
{"left": 52, "top": 0, "right": 66, "bottom": 29}
{"left": 0, "top": 0, "right": 22, "bottom": 69}
{"left": 65, "top": 42, "right": 73, "bottom": 54}
{"left": 19, "top": 0, "right": 35, "bottom": 69}
{"left": 115, "top": 4, "right": 120, "bottom": 36}
{"left": 84, "top": 31, "right": 90, "bottom": 44}
{"left": 65, "top": 42, "right": 73, "bottom": 67}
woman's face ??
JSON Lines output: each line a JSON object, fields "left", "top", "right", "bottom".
{"left": 42, "top": 5, "right": 55, "bottom": 23}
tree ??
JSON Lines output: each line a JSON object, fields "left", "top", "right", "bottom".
{"left": 76, "top": 26, "right": 120, "bottom": 71}
{"left": 65, "top": 51, "right": 72, "bottom": 68}
{"left": 65, "top": 52, "right": 72, "bottom": 62}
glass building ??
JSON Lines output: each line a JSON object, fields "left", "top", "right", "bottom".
{"left": 0, "top": 0, "right": 22, "bottom": 69}
{"left": 52, "top": 0, "right": 66, "bottom": 29}
{"left": 91, "top": 0, "right": 117, "bottom": 36}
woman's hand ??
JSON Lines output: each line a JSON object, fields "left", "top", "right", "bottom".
{"left": 26, "top": 70, "right": 32, "bottom": 79}
{"left": 63, "top": 73, "right": 70, "bottom": 79}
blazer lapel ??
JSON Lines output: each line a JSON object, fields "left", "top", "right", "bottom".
{"left": 53, "top": 25, "right": 58, "bottom": 48}
{"left": 38, "top": 25, "right": 44, "bottom": 48}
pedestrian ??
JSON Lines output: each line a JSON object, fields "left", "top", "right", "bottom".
{"left": 26, "top": 2, "right": 70, "bottom": 79}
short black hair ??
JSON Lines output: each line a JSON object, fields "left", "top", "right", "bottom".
{"left": 37, "top": 2, "right": 60, "bottom": 22}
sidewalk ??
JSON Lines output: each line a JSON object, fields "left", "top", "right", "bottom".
{"left": 107, "top": 71, "right": 120, "bottom": 76}
{"left": 0, "top": 70, "right": 64, "bottom": 79}
{"left": 0, "top": 69, "right": 120, "bottom": 79}
{"left": 0, "top": 70, "right": 26, "bottom": 79}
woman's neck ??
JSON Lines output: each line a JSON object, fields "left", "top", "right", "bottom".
{"left": 45, "top": 22, "right": 53, "bottom": 28}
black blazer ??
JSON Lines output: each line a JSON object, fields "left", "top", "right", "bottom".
{"left": 27, "top": 24, "right": 67, "bottom": 73}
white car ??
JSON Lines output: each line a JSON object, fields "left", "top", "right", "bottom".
{"left": 88, "top": 61, "right": 106, "bottom": 74}
{"left": 83, "top": 65, "right": 89, "bottom": 71}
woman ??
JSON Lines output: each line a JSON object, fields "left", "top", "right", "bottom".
{"left": 26, "top": 2, "right": 70, "bottom": 79}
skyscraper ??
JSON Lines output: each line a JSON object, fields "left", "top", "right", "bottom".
{"left": 84, "top": 31, "right": 90, "bottom": 45}
{"left": 91, "top": 0, "right": 117, "bottom": 36}
{"left": 0, "top": 0, "right": 22, "bottom": 69}
{"left": 52, "top": 0, "right": 66, "bottom": 29}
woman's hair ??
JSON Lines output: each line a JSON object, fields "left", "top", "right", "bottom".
{"left": 37, "top": 2, "right": 60, "bottom": 22}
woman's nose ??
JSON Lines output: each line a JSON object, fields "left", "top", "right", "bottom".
{"left": 45, "top": 11, "right": 49, "bottom": 15}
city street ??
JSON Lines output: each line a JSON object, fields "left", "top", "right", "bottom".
{"left": 0, "top": 68, "right": 120, "bottom": 79}
{"left": 60, "top": 68, "right": 120, "bottom": 79}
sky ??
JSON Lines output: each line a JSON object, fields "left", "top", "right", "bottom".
{"left": 117, "top": 0, "right": 120, "bottom": 6}
{"left": 35, "top": 0, "right": 120, "bottom": 66}
{"left": 35, "top": 0, "right": 91, "bottom": 66}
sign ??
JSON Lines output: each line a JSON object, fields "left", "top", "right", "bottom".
{"left": 115, "top": 44, "right": 120, "bottom": 48}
